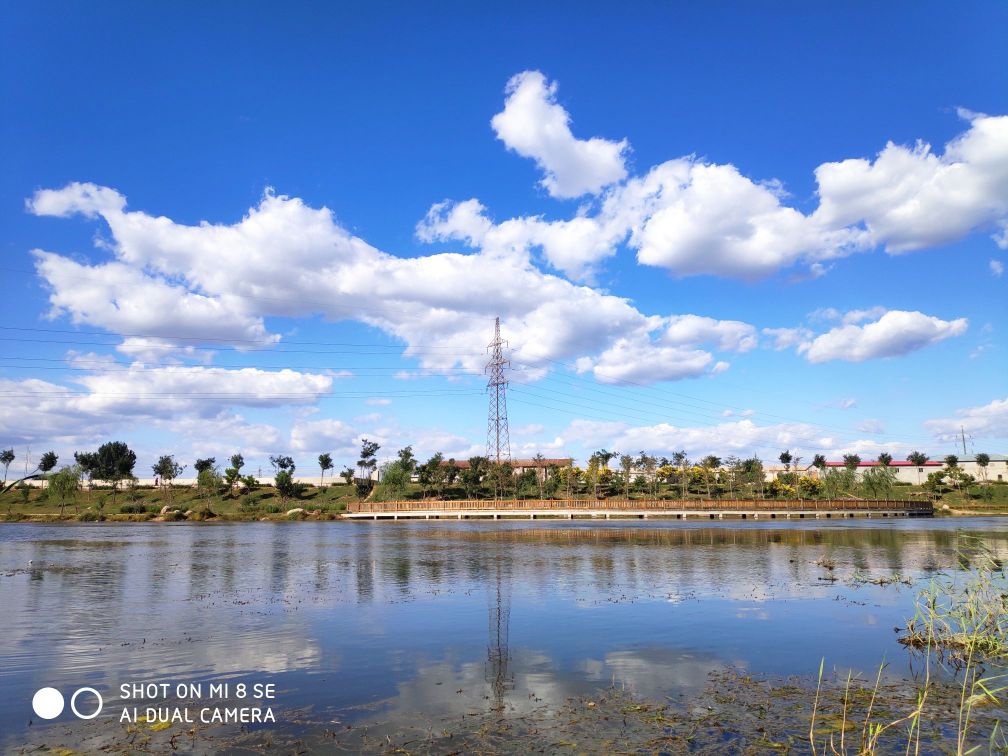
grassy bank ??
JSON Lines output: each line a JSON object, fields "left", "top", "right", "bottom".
{"left": 1, "top": 481, "right": 1006, "bottom": 522}
{"left": 0, "top": 483, "right": 357, "bottom": 522}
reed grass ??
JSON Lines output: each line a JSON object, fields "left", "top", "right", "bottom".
{"left": 810, "top": 533, "right": 1007, "bottom": 754}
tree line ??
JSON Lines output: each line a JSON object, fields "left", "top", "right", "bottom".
{"left": 0, "top": 441, "right": 999, "bottom": 514}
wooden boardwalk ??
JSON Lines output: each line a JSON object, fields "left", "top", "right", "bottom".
{"left": 344, "top": 498, "right": 933, "bottom": 520}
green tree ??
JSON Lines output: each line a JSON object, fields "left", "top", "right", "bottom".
{"left": 91, "top": 441, "right": 137, "bottom": 504}
{"left": 0, "top": 449, "right": 14, "bottom": 487}
{"left": 588, "top": 450, "right": 617, "bottom": 498}
{"left": 74, "top": 451, "right": 98, "bottom": 502}
{"left": 944, "top": 454, "right": 959, "bottom": 469}
{"left": 318, "top": 452, "right": 333, "bottom": 487}
{"left": 843, "top": 453, "right": 861, "bottom": 472}
{"left": 975, "top": 453, "right": 990, "bottom": 485}
{"left": 619, "top": 454, "right": 635, "bottom": 498}
{"left": 532, "top": 452, "right": 546, "bottom": 499}
{"left": 152, "top": 455, "right": 185, "bottom": 502}
{"left": 194, "top": 457, "right": 216, "bottom": 474}
{"left": 485, "top": 460, "right": 514, "bottom": 500}
{"left": 701, "top": 455, "right": 721, "bottom": 499}
{"left": 356, "top": 439, "right": 381, "bottom": 491}
{"left": 38, "top": 451, "right": 58, "bottom": 489}
{"left": 877, "top": 452, "right": 893, "bottom": 467}
{"left": 270, "top": 455, "right": 295, "bottom": 474}
{"left": 460, "top": 456, "right": 487, "bottom": 498}
{"left": 197, "top": 466, "right": 222, "bottom": 505}
{"left": 224, "top": 454, "right": 244, "bottom": 495}
{"left": 379, "top": 461, "right": 410, "bottom": 498}
{"left": 397, "top": 446, "right": 417, "bottom": 475}
{"left": 636, "top": 452, "right": 658, "bottom": 497}
{"left": 672, "top": 450, "right": 689, "bottom": 498}
{"left": 778, "top": 449, "right": 793, "bottom": 477}
{"left": 274, "top": 470, "right": 303, "bottom": 503}
{"left": 339, "top": 466, "right": 354, "bottom": 485}
{"left": 907, "top": 450, "right": 929, "bottom": 485}
{"left": 49, "top": 466, "right": 81, "bottom": 515}
{"left": 423, "top": 452, "right": 448, "bottom": 498}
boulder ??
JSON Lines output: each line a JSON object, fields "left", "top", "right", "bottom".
{"left": 285, "top": 508, "right": 305, "bottom": 517}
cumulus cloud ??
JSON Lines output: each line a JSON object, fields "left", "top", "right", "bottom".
{"left": 490, "top": 71, "right": 628, "bottom": 198}
{"left": 443, "top": 75, "right": 1008, "bottom": 281}
{"left": 992, "top": 259, "right": 1005, "bottom": 277}
{"left": 663, "top": 315, "right": 757, "bottom": 352}
{"left": 290, "top": 418, "right": 361, "bottom": 456}
{"left": 925, "top": 396, "right": 1008, "bottom": 441}
{"left": 29, "top": 183, "right": 750, "bottom": 384}
{"left": 762, "top": 327, "right": 812, "bottom": 351}
{"left": 813, "top": 111, "right": 1008, "bottom": 253}
{"left": 417, "top": 197, "right": 625, "bottom": 281}
{"left": 797, "top": 310, "right": 968, "bottom": 363}
{"left": 564, "top": 417, "right": 906, "bottom": 462}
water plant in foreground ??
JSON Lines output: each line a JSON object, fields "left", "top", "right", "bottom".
{"left": 811, "top": 533, "right": 1008, "bottom": 754}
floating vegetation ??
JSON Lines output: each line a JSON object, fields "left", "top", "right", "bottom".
{"left": 848, "top": 570, "right": 913, "bottom": 587}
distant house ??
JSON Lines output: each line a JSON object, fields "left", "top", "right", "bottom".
{"left": 784, "top": 455, "right": 1008, "bottom": 484}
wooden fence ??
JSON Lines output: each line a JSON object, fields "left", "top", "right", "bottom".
{"left": 347, "top": 498, "right": 933, "bottom": 515}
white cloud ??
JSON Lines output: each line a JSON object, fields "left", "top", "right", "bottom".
{"left": 365, "top": 398, "right": 392, "bottom": 406}
{"left": 32, "top": 252, "right": 274, "bottom": 353}
{"left": 29, "top": 183, "right": 751, "bottom": 385}
{"left": 483, "top": 82, "right": 1008, "bottom": 280}
{"left": 840, "top": 306, "right": 888, "bottom": 325}
{"left": 925, "top": 396, "right": 1008, "bottom": 441}
{"left": 290, "top": 418, "right": 361, "bottom": 456}
{"left": 797, "top": 310, "right": 968, "bottom": 363}
{"left": 417, "top": 197, "right": 625, "bottom": 281}
{"left": 856, "top": 419, "right": 886, "bottom": 434}
{"left": 762, "top": 327, "right": 812, "bottom": 351}
{"left": 992, "top": 259, "right": 1005, "bottom": 277}
{"left": 71, "top": 364, "right": 332, "bottom": 418}
{"left": 0, "top": 364, "right": 332, "bottom": 456}
{"left": 813, "top": 111, "right": 1008, "bottom": 254}
{"left": 614, "top": 159, "right": 868, "bottom": 279}
{"left": 563, "top": 417, "right": 914, "bottom": 463}
{"left": 490, "top": 70, "right": 628, "bottom": 198}
{"left": 586, "top": 339, "right": 715, "bottom": 384}
{"left": 663, "top": 314, "right": 757, "bottom": 352}
{"left": 570, "top": 312, "right": 759, "bottom": 385}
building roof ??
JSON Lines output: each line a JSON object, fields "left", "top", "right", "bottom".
{"left": 822, "top": 460, "right": 941, "bottom": 468}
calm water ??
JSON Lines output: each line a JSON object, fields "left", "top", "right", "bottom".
{"left": 1, "top": 518, "right": 1006, "bottom": 750}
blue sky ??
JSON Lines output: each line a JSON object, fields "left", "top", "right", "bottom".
{"left": 1, "top": 1, "right": 1006, "bottom": 475}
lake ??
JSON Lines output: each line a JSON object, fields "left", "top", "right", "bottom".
{"left": 2, "top": 518, "right": 1006, "bottom": 752}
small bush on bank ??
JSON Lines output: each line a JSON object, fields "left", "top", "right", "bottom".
{"left": 119, "top": 503, "right": 149, "bottom": 514}
{"left": 77, "top": 509, "right": 103, "bottom": 522}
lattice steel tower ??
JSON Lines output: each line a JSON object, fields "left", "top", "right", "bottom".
{"left": 485, "top": 317, "right": 511, "bottom": 463}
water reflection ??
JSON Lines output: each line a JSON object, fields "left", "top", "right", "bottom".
{"left": 1, "top": 518, "right": 1006, "bottom": 749}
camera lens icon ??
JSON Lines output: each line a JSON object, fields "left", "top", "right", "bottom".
{"left": 31, "top": 688, "right": 64, "bottom": 719}
{"left": 32, "top": 687, "right": 103, "bottom": 720}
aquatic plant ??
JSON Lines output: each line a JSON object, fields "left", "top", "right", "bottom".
{"left": 811, "top": 533, "right": 1008, "bottom": 754}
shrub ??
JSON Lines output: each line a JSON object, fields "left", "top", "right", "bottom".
{"left": 119, "top": 503, "right": 149, "bottom": 514}
{"left": 266, "top": 504, "right": 282, "bottom": 514}
{"left": 77, "top": 509, "right": 102, "bottom": 522}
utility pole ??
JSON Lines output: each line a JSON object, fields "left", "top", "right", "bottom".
{"left": 485, "top": 317, "right": 511, "bottom": 464}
